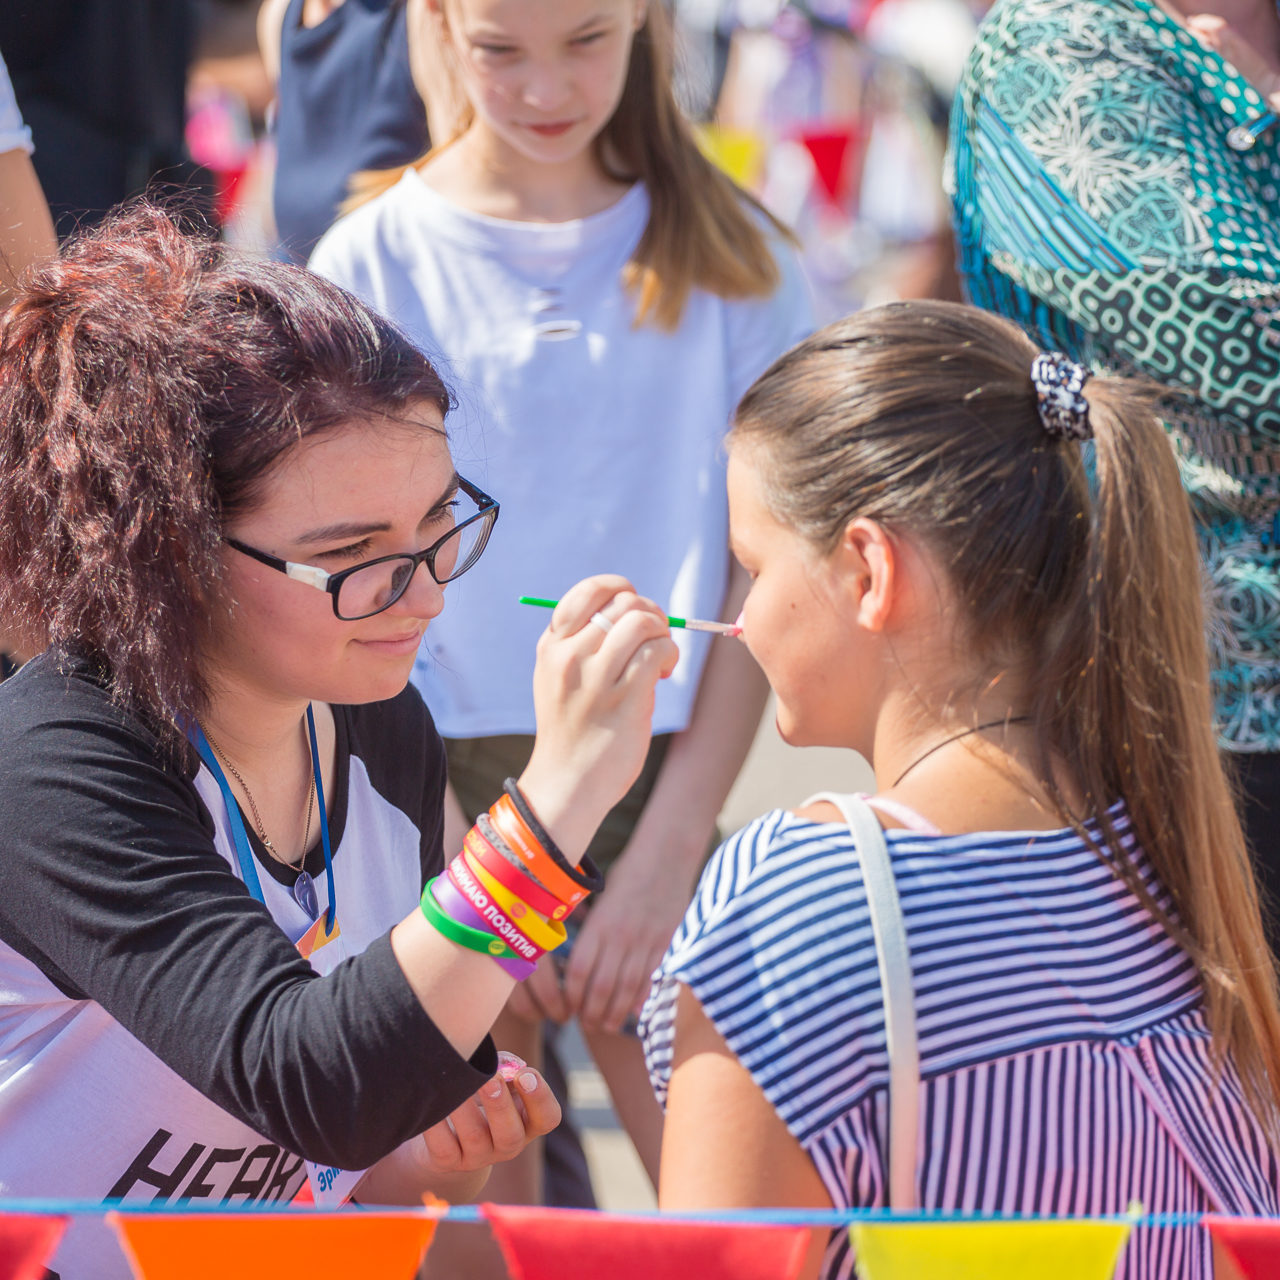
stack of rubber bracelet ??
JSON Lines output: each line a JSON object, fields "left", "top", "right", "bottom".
{"left": 420, "top": 778, "right": 604, "bottom": 979}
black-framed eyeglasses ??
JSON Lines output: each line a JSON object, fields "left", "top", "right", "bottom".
{"left": 226, "top": 476, "right": 499, "bottom": 621}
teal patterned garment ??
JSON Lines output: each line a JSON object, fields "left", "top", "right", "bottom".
{"left": 948, "top": 0, "right": 1280, "bottom": 750}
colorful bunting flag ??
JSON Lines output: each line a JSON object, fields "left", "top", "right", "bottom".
{"left": 797, "top": 128, "right": 858, "bottom": 205}
{"left": 0, "top": 1214, "right": 68, "bottom": 1280}
{"left": 696, "top": 125, "right": 767, "bottom": 191}
{"left": 110, "top": 1210, "right": 436, "bottom": 1280}
{"left": 482, "top": 1205, "right": 810, "bottom": 1280}
{"left": 850, "top": 1219, "right": 1131, "bottom": 1280}
{"left": 1204, "top": 1216, "right": 1280, "bottom": 1280}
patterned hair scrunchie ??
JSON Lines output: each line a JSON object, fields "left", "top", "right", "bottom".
{"left": 1030, "top": 352, "right": 1092, "bottom": 442}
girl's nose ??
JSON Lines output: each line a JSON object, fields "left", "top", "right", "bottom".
{"left": 521, "top": 62, "right": 572, "bottom": 112}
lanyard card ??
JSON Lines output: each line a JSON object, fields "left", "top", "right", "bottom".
{"left": 305, "top": 1159, "right": 366, "bottom": 1208}
{"left": 296, "top": 911, "right": 341, "bottom": 962}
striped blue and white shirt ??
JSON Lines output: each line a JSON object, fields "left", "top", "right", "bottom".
{"left": 642, "top": 806, "right": 1280, "bottom": 1279}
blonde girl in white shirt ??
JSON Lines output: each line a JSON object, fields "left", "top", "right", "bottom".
{"left": 309, "top": 1, "right": 813, "bottom": 1266}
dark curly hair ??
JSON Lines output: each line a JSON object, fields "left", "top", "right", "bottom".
{"left": 0, "top": 202, "right": 451, "bottom": 750}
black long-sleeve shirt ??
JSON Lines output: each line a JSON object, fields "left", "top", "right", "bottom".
{"left": 0, "top": 651, "right": 494, "bottom": 1278}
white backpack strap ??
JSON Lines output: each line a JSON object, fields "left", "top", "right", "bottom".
{"left": 806, "top": 791, "right": 920, "bottom": 1210}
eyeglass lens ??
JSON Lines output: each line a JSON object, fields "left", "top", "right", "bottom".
{"left": 335, "top": 510, "right": 492, "bottom": 619}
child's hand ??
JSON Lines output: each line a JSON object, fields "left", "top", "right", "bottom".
{"left": 505, "top": 953, "right": 572, "bottom": 1026}
{"left": 520, "top": 575, "right": 678, "bottom": 859}
{"left": 562, "top": 847, "right": 693, "bottom": 1034}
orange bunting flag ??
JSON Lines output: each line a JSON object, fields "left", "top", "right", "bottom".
{"left": 110, "top": 1210, "right": 436, "bottom": 1280}
{"left": 482, "top": 1205, "right": 811, "bottom": 1280}
{"left": 798, "top": 128, "right": 857, "bottom": 205}
{"left": 1205, "top": 1216, "right": 1280, "bottom": 1280}
{"left": 0, "top": 1213, "right": 68, "bottom": 1280}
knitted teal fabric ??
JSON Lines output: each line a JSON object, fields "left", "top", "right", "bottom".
{"left": 949, "top": 0, "right": 1280, "bottom": 749}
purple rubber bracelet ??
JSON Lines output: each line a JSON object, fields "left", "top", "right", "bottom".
{"left": 430, "top": 876, "right": 537, "bottom": 981}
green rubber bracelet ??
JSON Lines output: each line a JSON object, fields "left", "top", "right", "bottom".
{"left": 420, "top": 877, "right": 519, "bottom": 960}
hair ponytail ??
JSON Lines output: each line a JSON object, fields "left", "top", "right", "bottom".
{"left": 732, "top": 300, "right": 1280, "bottom": 1131}
{"left": 1048, "top": 379, "right": 1280, "bottom": 1126}
{"left": 346, "top": 2, "right": 793, "bottom": 330}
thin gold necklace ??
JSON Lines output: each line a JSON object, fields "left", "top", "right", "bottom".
{"left": 201, "top": 724, "right": 315, "bottom": 869}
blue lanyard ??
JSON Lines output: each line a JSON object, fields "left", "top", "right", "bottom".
{"left": 188, "top": 706, "right": 337, "bottom": 934}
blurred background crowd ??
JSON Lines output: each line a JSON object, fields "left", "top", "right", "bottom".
{"left": 0, "top": 0, "right": 990, "bottom": 308}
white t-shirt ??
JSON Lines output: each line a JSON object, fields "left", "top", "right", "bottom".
{"left": 0, "top": 49, "right": 32, "bottom": 155}
{"left": 310, "top": 174, "right": 813, "bottom": 738}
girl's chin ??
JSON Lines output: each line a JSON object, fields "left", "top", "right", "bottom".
{"left": 329, "top": 661, "right": 418, "bottom": 707}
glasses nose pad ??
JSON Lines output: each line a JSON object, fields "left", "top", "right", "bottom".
{"left": 394, "top": 554, "right": 445, "bottom": 612}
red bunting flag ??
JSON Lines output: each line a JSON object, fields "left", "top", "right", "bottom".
{"left": 0, "top": 1214, "right": 68, "bottom": 1280}
{"left": 1204, "top": 1217, "right": 1280, "bottom": 1280}
{"left": 798, "top": 128, "right": 857, "bottom": 206}
{"left": 481, "top": 1205, "right": 810, "bottom": 1280}
{"left": 110, "top": 1210, "right": 436, "bottom": 1280}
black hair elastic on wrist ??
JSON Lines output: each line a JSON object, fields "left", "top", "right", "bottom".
{"left": 502, "top": 778, "right": 605, "bottom": 894}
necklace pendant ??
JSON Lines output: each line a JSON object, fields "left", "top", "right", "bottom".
{"left": 293, "top": 870, "right": 319, "bottom": 921}
{"left": 261, "top": 837, "right": 275, "bottom": 854}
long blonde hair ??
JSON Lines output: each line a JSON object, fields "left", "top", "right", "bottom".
{"left": 347, "top": 1, "right": 793, "bottom": 330}
{"left": 732, "top": 300, "right": 1280, "bottom": 1134}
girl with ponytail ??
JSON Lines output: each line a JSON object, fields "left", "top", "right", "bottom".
{"left": 309, "top": 0, "right": 813, "bottom": 1242}
{"left": 642, "top": 300, "right": 1280, "bottom": 1280}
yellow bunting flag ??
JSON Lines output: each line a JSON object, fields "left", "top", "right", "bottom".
{"left": 850, "top": 1219, "right": 1131, "bottom": 1280}
{"left": 110, "top": 1210, "right": 437, "bottom": 1280}
{"left": 695, "top": 126, "right": 766, "bottom": 191}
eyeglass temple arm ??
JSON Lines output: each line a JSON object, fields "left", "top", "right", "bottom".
{"left": 284, "top": 562, "right": 332, "bottom": 591}
{"left": 227, "top": 537, "right": 334, "bottom": 592}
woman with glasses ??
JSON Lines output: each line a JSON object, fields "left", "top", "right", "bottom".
{"left": 0, "top": 204, "right": 677, "bottom": 1280}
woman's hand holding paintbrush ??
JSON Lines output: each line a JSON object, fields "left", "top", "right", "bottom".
{"left": 519, "top": 595, "right": 742, "bottom": 637}
{"left": 519, "top": 577, "right": 681, "bottom": 860}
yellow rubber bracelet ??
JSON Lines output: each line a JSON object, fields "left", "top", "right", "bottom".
{"left": 455, "top": 850, "right": 568, "bottom": 953}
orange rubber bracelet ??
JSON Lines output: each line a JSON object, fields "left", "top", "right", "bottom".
{"left": 488, "top": 795, "right": 591, "bottom": 910}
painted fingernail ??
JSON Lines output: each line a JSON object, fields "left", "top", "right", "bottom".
{"left": 497, "top": 1051, "right": 527, "bottom": 1082}
{"left": 517, "top": 1071, "right": 539, "bottom": 1093}
{"left": 486, "top": 1079, "right": 504, "bottom": 1098}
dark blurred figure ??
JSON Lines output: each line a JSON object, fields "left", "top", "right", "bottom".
{"left": 259, "top": 0, "right": 428, "bottom": 262}
{"left": 0, "top": 0, "right": 203, "bottom": 237}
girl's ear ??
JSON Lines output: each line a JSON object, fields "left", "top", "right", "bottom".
{"left": 422, "top": 0, "right": 448, "bottom": 33}
{"left": 841, "top": 517, "right": 895, "bottom": 633}
{"left": 632, "top": 0, "right": 650, "bottom": 32}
